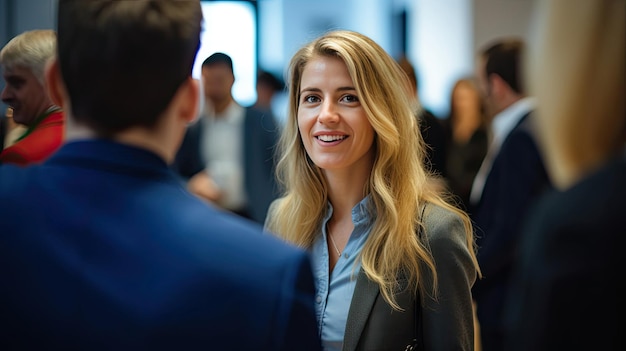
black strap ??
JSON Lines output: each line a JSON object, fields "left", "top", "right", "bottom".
{"left": 407, "top": 204, "right": 427, "bottom": 350}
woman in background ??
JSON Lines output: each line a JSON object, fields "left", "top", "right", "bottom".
{"left": 265, "top": 29, "right": 480, "bottom": 351}
{"left": 504, "top": 1, "right": 625, "bottom": 350}
{"left": 442, "top": 77, "right": 488, "bottom": 210}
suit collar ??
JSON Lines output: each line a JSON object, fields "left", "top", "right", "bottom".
{"left": 491, "top": 97, "right": 536, "bottom": 148}
{"left": 46, "top": 139, "right": 176, "bottom": 180}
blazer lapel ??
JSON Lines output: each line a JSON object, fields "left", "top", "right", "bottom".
{"left": 343, "top": 268, "right": 379, "bottom": 351}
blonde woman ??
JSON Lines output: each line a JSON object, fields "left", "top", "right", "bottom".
{"left": 504, "top": 0, "right": 625, "bottom": 350}
{"left": 265, "top": 30, "right": 481, "bottom": 351}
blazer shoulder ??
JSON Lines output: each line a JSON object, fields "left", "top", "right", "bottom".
{"left": 421, "top": 203, "right": 475, "bottom": 274}
{"left": 422, "top": 203, "right": 465, "bottom": 241}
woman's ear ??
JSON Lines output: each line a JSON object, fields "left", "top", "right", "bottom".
{"left": 45, "top": 58, "right": 65, "bottom": 107}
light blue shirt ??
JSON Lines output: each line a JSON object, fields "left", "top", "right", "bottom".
{"left": 311, "top": 195, "right": 374, "bottom": 351}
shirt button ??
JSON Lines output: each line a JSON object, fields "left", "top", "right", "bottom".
{"left": 344, "top": 253, "right": 349, "bottom": 258}
{"left": 316, "top": 295, "right": 322, "bottom": 303}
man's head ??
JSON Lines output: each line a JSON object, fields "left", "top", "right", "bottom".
{"left": 0, "top": 30, "right": 57, "bottom": 126}
{"left": 475, "top": 38, "right": 526, "bottom": 120}
{"left": 49, "top": 0, "right": 203, "bottom": 138}
{"left": 201, "top": 52, "right": 235, "bottom": 110}
{"left": 396, "top": 55, "right": 418, "bottom": 97}
{"left": 255, "top": 69, "right": 283, "bottom": 110}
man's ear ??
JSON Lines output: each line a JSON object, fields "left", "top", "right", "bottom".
{"left": 180, "top": 77, "right": 200, "bottom": 124}
{"left": 45, "top": 58, "right": 65, "bottom": 107}
{"left": 489, "top": 73, "right": 508, "bottom": 98}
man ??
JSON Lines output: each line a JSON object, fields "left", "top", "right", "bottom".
{"left": 468, "top": 38, "right": 551, "bottom": 351}
{"left": 396, "top": 55, "right": 448, "bottom": 178}
{"left": 0, "top": 1, "right": 320, "bottom": 350}
{"left": 253, "top": 69, "right": 284, "bottom": 117}
{"left": 174, "top": 52, "right": 280, "bottom": 224}
{"left": 0, "top": 29, "right": 64, "bottom": 165}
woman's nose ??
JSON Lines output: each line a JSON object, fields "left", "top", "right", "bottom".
{"left": 318, "top": 100, "right": 339, "bottom": 124}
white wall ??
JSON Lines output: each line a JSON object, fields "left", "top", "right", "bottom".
{"left": 258, "top": 0, "right": 533, "bottom": 119}
{"left": 407, "top": 0, "right": 474, "bottom": 118}
{"left": 473, "top": 0, "right": 534, "bottom": 53}
{"left": 1, "top": 0, "right": 535, "bottom": 121}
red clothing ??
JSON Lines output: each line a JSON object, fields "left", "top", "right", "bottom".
{"left": 0, "top": 109, "right": 64, "bottom": 166}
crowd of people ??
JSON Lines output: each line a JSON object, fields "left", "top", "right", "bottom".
{"left": 0, "top": 0, "right": 622, "bottom": 350}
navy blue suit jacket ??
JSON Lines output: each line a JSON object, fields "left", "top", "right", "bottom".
{"left": 0, "top": 140, "right": 320, "bottom": 351}
{"left": 173, "top": 106, "right": 280, "bottom": 224}
{"left": 504, "top": 156, "right": 625, "bottom": 351}
{"left": 469, "top": 112, "right": 552, "bottom": 333}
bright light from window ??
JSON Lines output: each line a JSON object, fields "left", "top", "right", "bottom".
{"left": 193, "top": 1, "right": 257, "bottom": 107}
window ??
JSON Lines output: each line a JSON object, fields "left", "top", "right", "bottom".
{"left": 194, "top": 1, "right": 257, "bottom": 106}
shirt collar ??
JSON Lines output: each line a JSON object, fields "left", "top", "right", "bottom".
{"left": 492, "top": 96, "right": 536, "bottom": 146}
{"left": 324, "top": 194, "right": 375, "bottom": 227}
{"left": 47, "top": 139, "right": 174, "bottom": 179}
{"left": 205, "top": 100, "right": 244, "bottom": 124}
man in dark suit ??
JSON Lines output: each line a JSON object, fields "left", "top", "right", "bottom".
{"left": 174, "top": 53, "right": 280, "bottom": 225}
{"left": 468, "top": 38, "right": 552, "bottom": 351}
{"left": 396, "top": 55, "right": 448, "bottom": 178}
{"left": 0, "top": 1, "right": 320, "bottom": 350}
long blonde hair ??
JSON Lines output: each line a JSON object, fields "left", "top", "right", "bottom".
{"left": 266, "top": 30, "right": 480, "bottom": 309}
{"left": 528, "top": 0, "right": 625, "bottom": 189}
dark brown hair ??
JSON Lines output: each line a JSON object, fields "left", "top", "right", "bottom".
{"left": 56, "top": 0, "right": 202, "bottom": 137}
{"left": 481, "top": 38, "right": 525, "bottom": 94}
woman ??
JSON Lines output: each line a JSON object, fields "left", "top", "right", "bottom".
{"left": 504, "top": 1, "right": 625, "bottom": 350}
{"left": 265, "top": 30, "right": 480, "bottom": 351}
{"left": 442, "top": 77, "right": 489, "bottom": 210}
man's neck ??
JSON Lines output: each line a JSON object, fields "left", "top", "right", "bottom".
{"left": 64, "top": 118, "right": 181, "bottom": 164}
{"left": 213, "top": 97, "right": 234, "bottom": 115}
{"left": 496, "top": 94, "right": 524, "bottom": 116}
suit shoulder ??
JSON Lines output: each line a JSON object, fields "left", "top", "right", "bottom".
{"left": 421, "top": 203, "right": 468, "bottom": 244}
{"left": 246, "top": 107, "right": 279, "bottom": 130}
{"left": 0, "top": 165, "right": 37, "bottom": 194}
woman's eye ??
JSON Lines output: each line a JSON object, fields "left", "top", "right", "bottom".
{"left": 303, "top": 95, "right": 320, "bottom": 103}
{"left": 342, "top": 94, "right": 359, "bottom": 103}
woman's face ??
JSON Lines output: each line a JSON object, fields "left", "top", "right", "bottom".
{"left": 453, "top": 83, "right": 481, "bottom": 116}
{"left": 297, "top": 55, "right": 375, "bottom": 176}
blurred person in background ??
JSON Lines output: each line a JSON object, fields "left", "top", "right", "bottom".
{"left": 397, "top": 55, "right": 448, "bottom": 179}
{"left": 0, "top": 29, "right": 64, "bottom": 165}
{"left": 174, "top": 52, "right": 280, "bottom": 224}
{"left": 254, "top": 68, "right": 284, "bottom": 117}
{"left": 504, "top": 0, "right": 625, "bottom": 350}
{"left": 468, "top": 37, "right": 552, "bottom": 351}
{"left": 442, "top": 77, "right": 489, "bottom": 210}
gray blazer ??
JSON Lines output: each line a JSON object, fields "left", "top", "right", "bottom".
{"left": 344, "top": 203, "right": 477, "bottom": 351}
{"left": 265, "top": 202, "right": 477, "bottom": 351}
